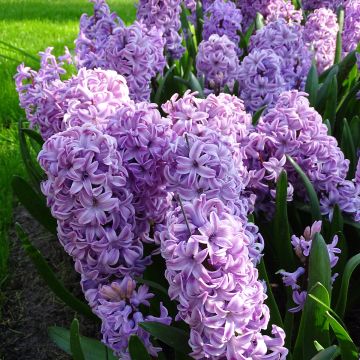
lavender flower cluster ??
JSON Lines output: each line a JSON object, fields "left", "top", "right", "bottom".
{"left": 76, "top": 0, "right": 165, "bottom": 101}
{"left": 160, "top": 195, "right": 287, "bottom": 359}
{"left": 279, "top": 221, "right": 341, "bottom": 312}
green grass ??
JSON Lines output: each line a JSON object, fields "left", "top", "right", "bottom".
{"left": 0, "top": 0, "right": 136, "bottom": 301}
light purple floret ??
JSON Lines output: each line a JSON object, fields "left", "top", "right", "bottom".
{"left": 249, "top": 19, "right": 312, "bottom": 90}
{"left": 136, "top": 0, "right": 184, "bottom": 59}
{"left": 196, "top": 34, "right": 240, "bottom": 94}
{"left": 304, "top": 8, "right": 339, "bottom": 73}
{"left": 279, "top": 221, "right": 341, "bottom": 312}
{"left": 343, "top": 0, "right": 360, "bottom": 54}
{"left": 76, "top": 0, "right": 166, "bottom": 101}
{"left": 244, "top": 90, "right": 350, "bottom": 217}
{"left": 159, "top": 195, "right": 287, "bottom": 359}
{"left": 202, "top": 0, "right": 242, "bottom": 52}
{"left": 238, "top": 48, "right": 287, "bottom": 112}
{"left": 302, "top": 0, "right": 343, "bottom": 11}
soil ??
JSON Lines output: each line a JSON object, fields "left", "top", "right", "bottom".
{"left": 0, "top": 207, "right": 99, "bottom": 360}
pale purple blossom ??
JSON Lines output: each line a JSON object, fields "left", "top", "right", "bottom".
{"left": 343, "top": 0, "right": 360, "bottom": 54}
{"left": 304, "top": 8, "right": 339, "bottom": 73}
{"left": 202, "top": 0, "right": 242, "bottom": 52}
{"left": 238, "top": 48, "right": 287, "bottom": 112}
{"left": 249, "top": 19, "right": 312, "bottom": 90}
{"left": 302, "top": 0, "right": 343, "bottom": 11}
{"left": 160, "top": 195, "right": 288, "bottom": 359}
{"left": 196, "top": 34, "right": 240, "bottom": 94}
{"left": 279, "top": 221, "right": 341, "bottom": 312}
{"left": 136, "top": 0, "right": 184, "bottom": 59}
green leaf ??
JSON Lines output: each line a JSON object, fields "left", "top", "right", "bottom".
{"left": 0, "top": 39, "right": 39, "bottom": 62}
{"left": 323, "top": 76, "right": 337, "bottom": 130}
{"left": 341, "top": 118, "right": 356, "bottom": 179}
{"left": 286, "top": 155, "right": 322, "bottom": 221}
{"left": 139, "top": 322, "right": 191, "bottom": 354}
{"left": 258, "top": 259, "right": 283, "bottom": 329}
{"left": 305, "top": 62, "right": 319, "bottom": 107}
{"left": 334, "top": 8, "right": 344, "bottom": 65}
{"left": 129, "top": 335, "right": 151, "bottom": 360}
{"left": 324, "top": 119, "right": 332, "bottom": 135}
{"left": 12, "top": 175, "right": 57, "bottom": 235}
{"left": 70, "top": 318, "right": 85, "bottom": 360}
{"left": 195, "top": 1, "right": 203, "bottom": 46}
{"left": 15, "top": 224, "right": 97, "bottom": 321}
{"left": 310, "top": 345, "right": 340, "bottom": 360}
{"left": 188, "top": 72, "right": 204, "bottom": 98}
{"left": 316, "top": 65, "right": 338, "bottom": 113}
{"left": 48, "top": 326, "right": 117, "bottom": 360}
{"left": 349, "top": 115, "right": 360, "bottom": 149}
{"left": 18, "top": 118, "right": 44, "bottom": 191}
{"left": 336, "top": 81, "right": 360, "bottom": 122}
{"left": 293, "top": 234, "right": 332, "bottom": 360}
{"left": 273, "top": 171, "right": 295, "bottom": 270}
{"left": 135, "top": 277, "right": 168, "bottom": 297}
{"left": 325, "top": 311, "right": 358, "bottom": 359}
{"left": 252, "top": 105, "right": 266, "bottom": 125}
{"left": 337, "top": 50, "right": 358, "bottom": 86}
{"left": 180, "top": 6, "right": 196, "bottom": 61}
{"left": 153, "top": 64, "right": 176, "bottom": 105}
{"left": 21, "top": 128, "right": 44, "bottom": 146}
{"left": 239, "top": 22, "right": 255, "bottom": 50}
{"left": 335, "top": 253, "right": 360, "bottom": 318}
{"left": 255, "top": 12, "right": 264, "bottom": 30}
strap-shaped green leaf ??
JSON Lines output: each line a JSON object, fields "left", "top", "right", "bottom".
{"left": 70, "top": 317, "right": 85, "bottom": 360}
{"left": 316, "top": 65, "right": 338, "bottom": 113}
{"left": 286, "top": 155, "right": 322, "bottom": 221}
{"left": 154, "top": 64, "right": 176, "bottom": 105}
{"left": 273, "top": 171, "right": 295, "bottom": 271}
{"left": 21, "top": 128, "right": 44, "bottom": 146}
{"left": 139, "top": 322, "right": 191, "bottom": 354}
{"left": 341, "top": 119, "right": 356, "bottom": 179}
{"left": 305, "top": 62, "right": 319, "bottom": 107}
{"left": 334, "top": 8, "right": 344, "bottom": 65}
{"left": 323, "top": 76, "right": 337, "bottom": 131}
{"left": 310, "top": 345, "right": 340, "bottom": 360}
{"left": 12, "top": 175, "right": 57, "bottom": 234}
{"left": 129, "top": 335, "right": 151, "bottom": 360}
{"left": 335, "top": 253, "right": 360, "bottom": 318}
{"left": 252, "top": 105, "right": 267, "bottom": 125}
{"left": 15, "top": 223, "right": 97, "bottom": 321}
{"left": 49, "top": 326, "right": 117, "bottom": 360}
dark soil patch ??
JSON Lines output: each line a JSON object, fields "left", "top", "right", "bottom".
{"left": 0, "top": 206, "right": 99, "bottom": 360}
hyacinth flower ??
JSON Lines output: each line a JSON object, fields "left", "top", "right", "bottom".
{"left": 279, "top": 221, "right": 341, "bottom": 312}
{"left": 15, "top": 55, "right": 131, "bottom": 140}
{"left": 304, "top": 8, "right": 339, "bottom": 73}
{"left": 82, "top": 276, "right": 171, "bottom": 358}
{"left": 202, "top": 0, "right": 242, "bottom": 52}
{"left": 238, "top": 48, "right": 287, "bottom": 112}
{"left": 159, "top": 195, "right": 288, "bottom": 359}
{"left": 249, "top": 19, "right": 312, "bottom": 90}
{"left": 76, "top": 0, "right": 166, "bottom": 101}
{"left": 235, "top": 0, "right": 302, "bottom": 31}
{"left": 302, "top": 0, "right": 343, "bottom": 11}
{"left": 136, "top": 0, "right": 184, "bottom": 59}
{"left": 196, "top": 34, "right": 240, "bottom": 94}
{"left": 342, "top": 0, "right": 360, "bottom": 54}
{"left": 243, "top": 90, "right": 350, "bottom": 218}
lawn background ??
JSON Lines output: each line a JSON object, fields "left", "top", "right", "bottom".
{"left": 0, "top": 0, "right": 136, "bottom": 306}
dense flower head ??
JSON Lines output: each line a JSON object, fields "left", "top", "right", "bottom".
{"left": 238, "top": 48, "right": 287, "bottom": 112}
{"left": 196, "top": 34, "right": 240, "bottom": 94}
{"left": 15, "top": 48, "right": 72, "bottom": 140}
{"left": 302, "top": 0, "right": 343, "bottom": 11}
{"left": 245, "top": 90, "right": 349, "bottom": 217}
{"left": 106, "top": 101, "right": 173, "bottom": 240}
{"left": 83, "top": 276, "right": 171, "bottom": 358}
{"left": 202, "top": 0, "right": 242, "bottom": 51}
{"left": 162, "top": 91, "right": 253, "bottom": 145}
{"left": 279, "top": 221, "right": 341, "bottom": 312}
{"left": 38, "top": 124, "right": 149, "bottom": 281}
{"left": 343, "top": 0, "right": 360, "bottom": 53}
{"left": 249, "top": 19, "right": 312, "bottom": 90}
{"left": 304, "top": 8, "right": 339, "bottom": 73}
{"left": 15, "top": 57, "right": 131, "bottom": 141}
{"left": 164, "top": 130, "right": 251, "bottom": 219}
{"left": 159, "top": 195, "right": 287, "bottom": 359}
{"left": 236, "top": 0, "right": 302, "bottom": 31}
{"left": 76, "top": 0, "right": 166, "bottom": 101}
{"left": 136, "top": 0, "right": 184, "bottom": 59}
